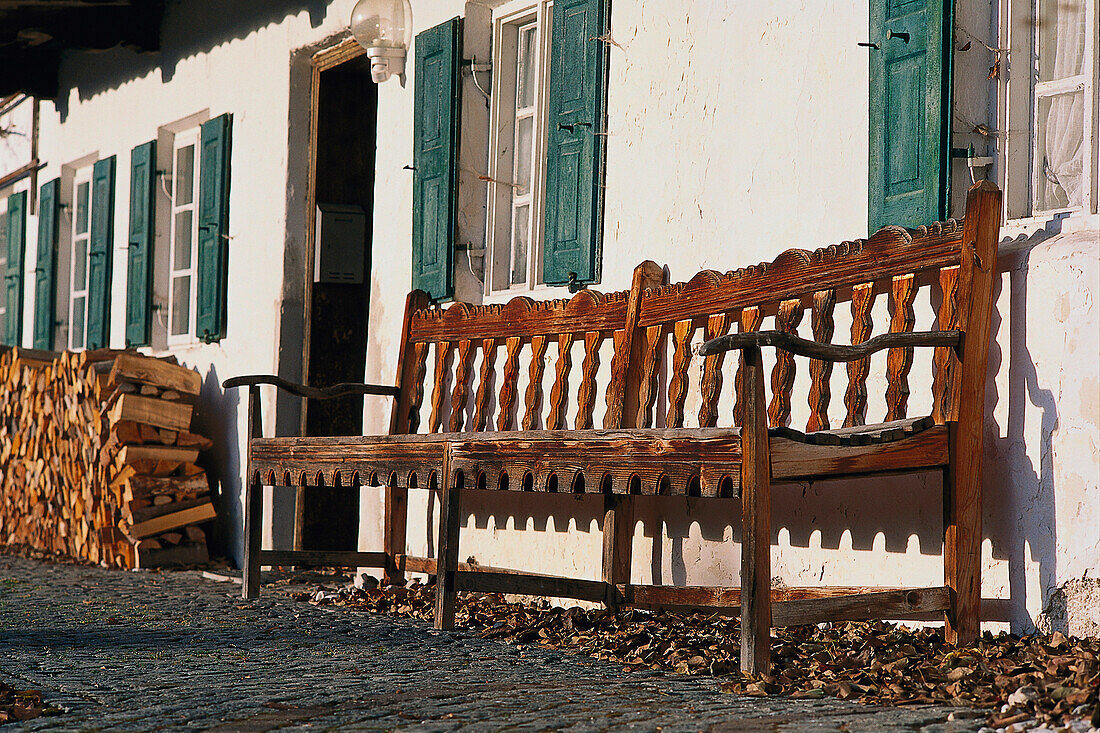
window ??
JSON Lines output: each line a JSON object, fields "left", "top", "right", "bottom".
{"left": 411, "top": 3, "right": 607, "bottom": 301}
{"left": 168, "top": 130, "right": 199, "bottom": 342}
{"left": 1030, "top": 0, "right": 1090, "bottom": 213}
{"left": 487, "top": 1, "right": 552, "bottom": 293}
{"left": 143, "top": 113, "right": 230, "bottom": 346}
{"left": 1002, "top": 0, "right": 1097, "bottom": 218}
{"left": 68, "top": 168, "right": 92, "bottom": 350}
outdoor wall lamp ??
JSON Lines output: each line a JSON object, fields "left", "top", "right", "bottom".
{"left": 350, "top": 0, "right": 413, "bottom": 85}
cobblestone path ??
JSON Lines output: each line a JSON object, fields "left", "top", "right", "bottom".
{"left": 0, "top": 556, "right": 984, "bottom": 732}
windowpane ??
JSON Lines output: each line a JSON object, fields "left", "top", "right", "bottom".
{"left": 511, "top": 203, "right": 529, "bottom": 285}
{"left": 71, "top": 296, "right": 85, "bottom": 349}
{"left": 75, "top": 182, "right": 90, "bottom": 234}
{"left": 1035, "top": 90, "right": 1084, "bottom": 210}
{"left": 170, "top": 276, "right": 191, "bottom": 335}
{"left": 514, "top": 116, "right": 534, "bottom": 193}
{"left": 73, "top": 238, "right": 88, "bottom": 289}
{"left": 516, "top": 24, "right": 538, "bottom": 109}
{"left": 1037, "top": 0, "right": 1086, "bottom": 82}
{"left": 175, "top": 145, "right": 195, "bottom": 206}
{"left": 174, "top": 211, "right": 193, "bottom": 270}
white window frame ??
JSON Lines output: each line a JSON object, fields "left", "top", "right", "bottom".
{"left": 1000, "top": 0, "right": 1098, "bottom": 220}
{"left": 167, "top": 128, "right": 201, "bottom": 346}
{"left": 484, "top": 0, "right": 553, "bottom": 297}
{"left": 68, "top": 166, "right": 93, "bottom": 350}
{"left": 0, "top": 195, "right": 8, "bottom": 345}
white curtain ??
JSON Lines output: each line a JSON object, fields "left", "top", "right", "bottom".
{"left": 1039, "top": 0, "right": 1086, "bottom": 210}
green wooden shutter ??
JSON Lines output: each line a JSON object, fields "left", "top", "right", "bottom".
{"left": 126, "top": 140, "right": 156, "bottom": 346}
{"left": 543, "top": 0, "right": 609, "bottom": 286}
{"left": 86, "top": 156, "right": 116, "bottom": 350}
{"left": 3, "top": 190, "right": 27, "bottom": 346}
{"left": 197, "top": 113, "right": 231, "bottom": 342}
{"left": 33, "top": 179, "right": 60, "bottom": 350}
{"left": 412, "top": 17, "right": 462, "bottom": 301}
{"left": 868, "top": 0, "right": 951, "bottom": 232}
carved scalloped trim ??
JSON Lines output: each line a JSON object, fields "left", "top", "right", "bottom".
{"left": 410, "top": 287, "right": 629, "bottom": 323}
{"left": 255, "top": 467, "right": 439, "bottom": 490}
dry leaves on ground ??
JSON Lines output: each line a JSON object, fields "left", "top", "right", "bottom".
{"left": 0, "top": 683, "right": 62, "bottom": 725}
{"left": 295, "top": 582, "right": 1099, "bottom": 729}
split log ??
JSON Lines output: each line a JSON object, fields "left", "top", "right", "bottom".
{"left": 0, "top": 349, "right": 216, "bottom": 568}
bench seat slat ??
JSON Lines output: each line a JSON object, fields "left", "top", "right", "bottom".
{"left": 251, "top": 420, "right": 947, "bottom": 492}
{"left": 770, "top": 422, "right": 948, "bottom": 481}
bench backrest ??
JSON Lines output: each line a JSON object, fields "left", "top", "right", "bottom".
{"left": 389, "top": 267, "right": 650, "bottom": 436}
{"left": 390, "top": 182, "right": 1001, "bottom": 439}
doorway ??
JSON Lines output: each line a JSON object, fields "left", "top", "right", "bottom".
{"left": 297, "top": 43, "right": 378, "bottom": 551}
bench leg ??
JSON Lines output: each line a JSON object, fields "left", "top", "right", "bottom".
{"left": 384, "top": 486, "right": 408, "bottom": 585}
{"left": 242, "top": 478, "right": 263, "bottom": 599}
{"left": 739, "top": 344, "right": 772, "bottom": 674}
{"left": 944, "top": 422, "right": 981, "bottom": 645}
{"left": 434, "top": 478, "right": 462, "bottom": 630}
{"left": 602, "top": 494, "right": 634, "bottom": 609}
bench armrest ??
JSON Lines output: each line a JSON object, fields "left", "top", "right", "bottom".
{"left": 222, "top": 374, "right": 400, "bottom": 400}
{"left": 697, "top": 330, "right": 961, "bottom": 362}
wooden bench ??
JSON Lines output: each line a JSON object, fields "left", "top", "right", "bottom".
{"left": 225, "top": 181, "right": 1002, "bottom": 673}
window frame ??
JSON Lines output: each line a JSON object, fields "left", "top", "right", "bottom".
{"left": 167, "top": 128, "right": 201, "bottom": 346}
{"left": 0, "top": 194, "right": 8, "bottom": 345}
{"left": 484, "top": 0, "right": 554, "bottom": 297}
{"left": 1029, "top": 0, "right": 1094, "bottom": 215}
{"left": 1001, "top": 0, "right": 1098, "bottom": 220}
{"left": 68, "top": 166, "right": 93, "bottom": 350}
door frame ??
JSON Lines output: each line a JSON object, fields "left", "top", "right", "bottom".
{"left": 301, "top": 38, "right": 367, "bottom": 429}
{"left": 295, "top": 38, "right": 369, "bottom": 549}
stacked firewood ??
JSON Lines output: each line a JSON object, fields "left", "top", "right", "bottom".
{"left": 0, "top": 347, "right": 216, "bottom": 568}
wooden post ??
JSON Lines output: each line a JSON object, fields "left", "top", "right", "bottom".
{"left": 944, "top": 180, "right": 1001, "bottom": 644}
{"left": 385, "top": 290, "right": 430, "bottom": 584}
{"left": 242, "top": 385, "right": 263, "bottom": 599}
{"left": 739, "top": 344, "right": 772, "bottom": 673}
{"left": 601, "top": 261, "right": 664, "bottom": 609}
{"left": 602, "top": 494, "right": 634, "bottom": 607}
{"left": 383, "top": 483, "right": 407, "bottom": 585}
{"left": 434, "top": 450, "right": 460, "bottom": 630}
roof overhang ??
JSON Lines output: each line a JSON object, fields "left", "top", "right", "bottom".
{"left": 0, "top": 0, "right": 164, "bottom": 98}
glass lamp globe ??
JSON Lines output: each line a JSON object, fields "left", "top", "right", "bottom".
{"left": 350, "top": 0, "right": 413, "bottom": 83}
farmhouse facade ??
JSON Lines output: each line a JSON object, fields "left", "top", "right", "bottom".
{"left": 0, "top": 0, "right": 1097, "bottom": 634}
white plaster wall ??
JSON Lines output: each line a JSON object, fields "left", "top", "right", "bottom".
{"left": 18, "top": 0, "right": 1097, "bottom": 633}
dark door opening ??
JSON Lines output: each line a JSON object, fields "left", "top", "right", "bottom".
{"left": 298, "top": 52, "right": 378, "bottom": 551}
